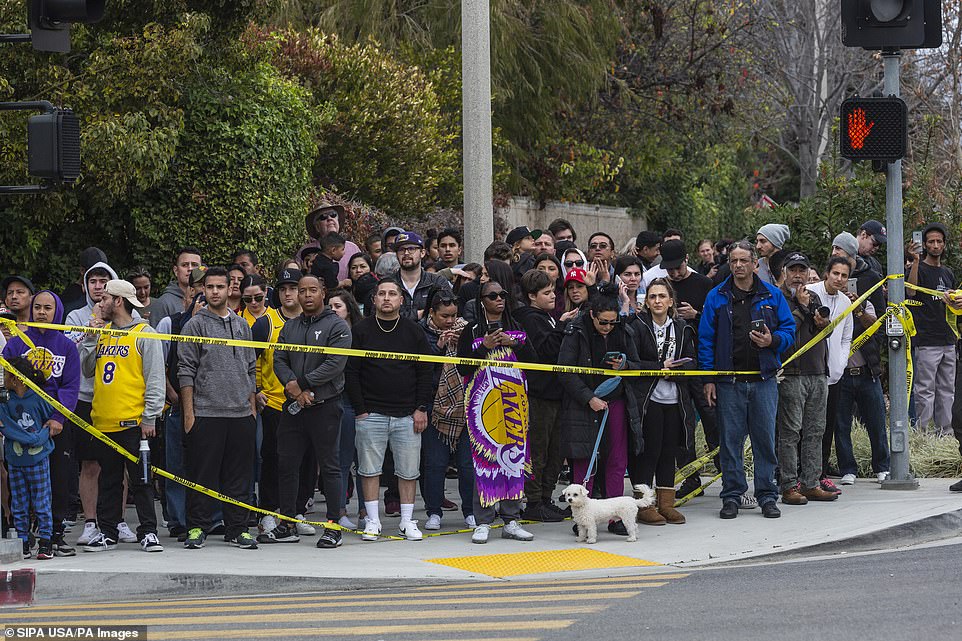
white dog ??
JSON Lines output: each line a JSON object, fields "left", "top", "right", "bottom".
{"left": 562, "top": 483, "right": 655, "bottom": 543}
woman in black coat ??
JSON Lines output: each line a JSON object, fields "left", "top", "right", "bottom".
{"left": 557, "top": 292, "right": 643, "bottom": 535}
{"left": 627, "top": 277, "right": 697, "bottom": 526}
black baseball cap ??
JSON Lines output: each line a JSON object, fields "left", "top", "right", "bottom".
{"left": 506, "top": 226, "right": 542, "bottom": 246}
{"left": 1, "top": 275, "right": 35, "bottom": 296}
{"left": 782, "top": 252, "right": 810, "bottom": 270}
{"left": 635, "top": 230, "right": 661, "bottom": 249}
{"left": 859, "top": 220, "right": 887, "bottom": 245}
{"left": 659, "top": 240, "right": 687, "bottom": 270}
{"left": 276, "top": 268, "right": 302, "bottom": 287}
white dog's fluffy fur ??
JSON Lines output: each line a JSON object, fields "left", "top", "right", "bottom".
{"left": 562, "top": 483, "right": 655, "bottom": 543}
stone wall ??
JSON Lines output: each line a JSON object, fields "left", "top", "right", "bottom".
{"left": 500, "top": 197, "right": 647, "bottom": 253}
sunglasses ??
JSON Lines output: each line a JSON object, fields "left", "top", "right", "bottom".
{"left": 595, "top": 318, "right": 620, "bottom": 326}
{"left": 314, "top": 211, "right": 338, "bottom": 221}
{"left": 588, "top": 243, "right": 610, "bottom": 250}
{"left": 242, "top": 294, "right": 265, "bottom": 304}
{"left": 483, "top": 291, "right": 509, "bottom": 301}
{"left": 564, "top": 259, "right": 585, "bottom": 268}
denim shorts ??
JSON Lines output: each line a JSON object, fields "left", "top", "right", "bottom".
{"left": 355, "top": 413, "right": 421, "bottom": 480}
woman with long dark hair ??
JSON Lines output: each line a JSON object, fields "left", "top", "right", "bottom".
{"left": 558, "top": 291, "right": 643, "bottom": 536}
{"left": 627, "top": 278, "right": 696, "bottom": 525}
{"left": 457, "top": 279, "right": 537, "bottom": 544}
{"left": 534, "top": 252, "right": 567, "bottom": 320}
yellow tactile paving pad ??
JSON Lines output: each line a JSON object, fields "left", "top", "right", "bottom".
{"left": 426, "top": 548, "right": 662, "bottom": 577}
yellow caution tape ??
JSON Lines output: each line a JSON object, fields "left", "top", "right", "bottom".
{"left": 0, "top": 318, "right": 758, "bottom": 378}
{"left": 674, "top": 473, "right": 722, "bottom": 507}
{"left": 673, "top": 447, "right": 720, "bottom": 485}
{"left": 0, "top": 342, "right": 406, "bottom": 541}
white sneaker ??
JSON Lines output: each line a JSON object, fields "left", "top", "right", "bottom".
{"left": 464, "top": 515, "right": 476, "bottom": 528}
{"left": 472, "top": 524, "right": 490, "bottom": 544}
{"left": 294, "top": 515, "right": 316, "bottom": 536}
{"left": 338, "top": 515, "right": 357, "bottom": 530}
{"left": 739, "top": 494, "right": 758, "bottom": 509}
{"left": 876, "top": 472, "right": 890, "bottom": 483}
{"left": 82, "top": 533, "right": 117, "bottom": 553}
{"left": 140, "top": 532, "right": 164, "bottom": 552}
{"left": 361, "top": 519, "right": 381, "bottom": 542}
{"left": 76, "top": 521, "right": 100, "bottom": 545}
{"left": 117, "top": 522, "right": 137, "bottom": 543}
{"left": 399, "top": 520, "right": 423, "bottom": 541}
{"left": 501, "top": 520, "right": 534, "bottom": 541}
{"left": 840, "top": 473, "right": 856, "bottom": 485}
{"left": 258, "top": 515, "right": 278, "bottom": 534}
{"left": 425, "top": 514, "right": 442, "bottom": 531}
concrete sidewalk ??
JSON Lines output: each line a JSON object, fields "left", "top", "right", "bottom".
{"left": 13, "top": 477, "right": 962, "bottom": 602}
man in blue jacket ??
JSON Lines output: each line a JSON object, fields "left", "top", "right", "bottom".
{"left": 698, "top": 240, "right": 795, "bottom": 519}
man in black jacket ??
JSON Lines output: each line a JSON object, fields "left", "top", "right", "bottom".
{"left": 515, "top": 270, "right": 568, "bottom": 521}
{"left": 346, "top": 280, "right": 434, "bottom": 541}
{"left": 391, "top": 231, "right": 453, "bottom": 320}
{"left": 263, "top": 274, "right": 352, "bottom": 549}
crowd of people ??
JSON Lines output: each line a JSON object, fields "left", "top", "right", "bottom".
{"left": 0, "top": 204, "right": 960, "bottom": 559}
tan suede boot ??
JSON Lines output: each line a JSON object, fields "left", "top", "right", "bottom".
{"left": 656, "top": 487, "right": 686, "bottom": 524}
{"left": 634, "top": 487, "right": 666, "bottom": 525}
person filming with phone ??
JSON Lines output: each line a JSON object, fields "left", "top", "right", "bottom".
{"left": 698, "top": 240, "right": 795, "bottom": 520}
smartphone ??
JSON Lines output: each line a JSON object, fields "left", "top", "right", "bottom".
{"left": 750, "top": 319, "right": 767, "bottom": 333}
{"left": 486, "top": 321, "right": 502, "bottom": 334}
{"left": 847, "top": 278, "right": 858, "bottom": 295}
{"left": 671, "top": 357, "right": 693, "bottom": 366}
{"left": 913, "top": 231, "right": 923, "bottom": 251}
{"left": 603, "top": 351, "right": 623, "bottom": 362}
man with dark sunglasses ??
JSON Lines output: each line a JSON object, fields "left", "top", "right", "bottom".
{"left": 586, "top": 232, "right": 616, "bottom": 283}
{"left": 390, "top": 231, "right": 452, "bottom": 320}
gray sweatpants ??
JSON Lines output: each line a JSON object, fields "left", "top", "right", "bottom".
{"left": 776, "top": 374, "right": 828, "bottom": 491}
{"left": 915, "top": 345, "right": 957, "bottom": 431}
{"left": 473, "top": 477, "right": 522, "bottom": 526}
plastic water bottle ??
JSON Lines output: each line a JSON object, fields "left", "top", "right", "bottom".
{"left": 0, "top": 367, "right": 7, "bottom": 403}
{"left": 287, "top": 391, "right": 314, "bottom": 415}
{"left": 139, "top": 439, "right": 150, "bottom": 483}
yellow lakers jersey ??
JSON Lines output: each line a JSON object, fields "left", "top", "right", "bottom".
{"left": 256, "top": 307, "right": 287, "bottom": 412}
{"left": 91, "top": 323, "right": 147, "bottom": 432}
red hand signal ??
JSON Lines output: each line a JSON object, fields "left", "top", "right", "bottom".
{"left": 847, "top": 108, "right": 875, "bottom": 150}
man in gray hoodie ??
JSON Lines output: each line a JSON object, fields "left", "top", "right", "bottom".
{"left": 65, "top": 261, "right": 141, "bottom": 547}
{"left": 151, "top": 247, "right": 202, "bottom": 328}
{"left": 177, "top": 266, "right": 258, "bottom": 550}
{"left": 261, "top": 274, "right": 352, "bottom": 548}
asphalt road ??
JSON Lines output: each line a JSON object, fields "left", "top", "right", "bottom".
{"left": 567, "top": 540, "right": 962, "bottom": 641}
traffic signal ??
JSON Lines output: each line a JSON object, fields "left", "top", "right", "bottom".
{"left": 28, "top": 0, "right": 105, "bottom": 53}
{"left": 839, "top": 97, "right": 907, "bottom": 162}
{"left": 841, "top": 0, "right": 942, "bottom": 50}
{"left": 27, "top": 108, "right": 81, "bottom": 182}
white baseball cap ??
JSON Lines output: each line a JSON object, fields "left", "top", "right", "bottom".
{"left": 105, "top": 279, "right": 145, "bottom": 308}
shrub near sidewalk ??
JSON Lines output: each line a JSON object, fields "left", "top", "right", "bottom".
{"left": 693, "top": 423, "right": 962, "bottom": 479}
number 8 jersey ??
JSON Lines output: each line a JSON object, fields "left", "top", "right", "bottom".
{"left": 91, "top": 322, "right": 148, "bottom": 432}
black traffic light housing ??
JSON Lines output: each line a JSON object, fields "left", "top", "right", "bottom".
{"left": 28, "top": 0, "right": 105, "bottom": 53}
{"left": 839, "top": 96, "right": 908, "bottom": 162}
{"left": 0, "top": 101, "right": 81, "bottom": 193}
{"left": 841, "top": 0, "right": 942, "bottom": 50}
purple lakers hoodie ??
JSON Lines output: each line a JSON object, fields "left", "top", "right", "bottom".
{"left": 2, "top": 290, "right": 81, "bottom": 425}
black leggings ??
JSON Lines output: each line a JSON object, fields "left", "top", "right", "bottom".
{"left": 633, "top": 401, "right": 682, "bottom": 488}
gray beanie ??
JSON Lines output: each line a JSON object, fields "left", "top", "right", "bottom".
{"left": 832, "top": 232, "right": 858, "bottom": 259}
{"left": 757, "top": 223, "right": 790, "bottom": 249}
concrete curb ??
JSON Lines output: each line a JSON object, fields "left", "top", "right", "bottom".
{"left": 0, "top": 538, "right": 23, "bottom": 565}
{"left": 707, "top": 507, "right": 962, "bottom": 567}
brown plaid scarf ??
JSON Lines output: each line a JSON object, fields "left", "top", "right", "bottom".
{"left": 430, "top": 316, "right": 467, "bottom": 449}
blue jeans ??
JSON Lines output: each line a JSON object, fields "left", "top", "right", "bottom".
{"left": 421, "top": 422, "right": 474, "bottom": 519}
{"left": 716, "top": 378, "right": 778, "bottom": 505}
{"left": 836, "top": 372, "right": 889, "bottom": 475}
{"left": 165, "top": 408, "right": 186, "bottom": 528}
{"left": 340, "top": 399, "right": 358, "bottom": 508}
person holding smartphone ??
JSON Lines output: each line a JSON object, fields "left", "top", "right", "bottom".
{"left": 558, "top": 291, "right": 643, "bottom": 536}
{"left": 627, "top": 278, "right": 696, "bottom": 525}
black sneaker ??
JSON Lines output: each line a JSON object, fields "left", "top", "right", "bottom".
{"left": 676, "top": 475, "right": 701, "bottom": 499}
{"left": 256, "top": 523, "right": 299, "bottom": 544}
{"left": 521, "top": 502, "right": 563, "bottom": 523}
{"left": 167, "top": 524, "right": 187, "bottom": 539}
{"left": 184, "top": 528, "right": 207, "bottom": 549}
{"left": 52, "top": 533, "right": 76, "bottom": 557}
{"left": 316, "top": 526, "right": 343, "bottom": 549}
{"left": 607, "top": 520, "right": 629, "bottom": 536}
{"left": 719, "top": 501, "right": 739, "bottom": 519}
{"left": 545, "top": 500, "right": 572, "bottom": 519}
{"left": 22, "top": 540, "right": 31, "bottom": 559}
{"left": 761, "top": 502, "right": 781, "bottom": 519}
{"left": 36, "top": 539, "right": 54, "bottom": 560}
{"left": 82, "top": 533, "right": 118, "bottom": 552}
{"left": 227, "top": 531, "right": 258, "bottom": 550}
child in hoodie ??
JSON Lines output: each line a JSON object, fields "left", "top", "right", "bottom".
{"left": 0, "top": 357, "right": 55, "bottom": 560}
{"left": 2, "top": 290, "right": 80, "bottom": 556}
